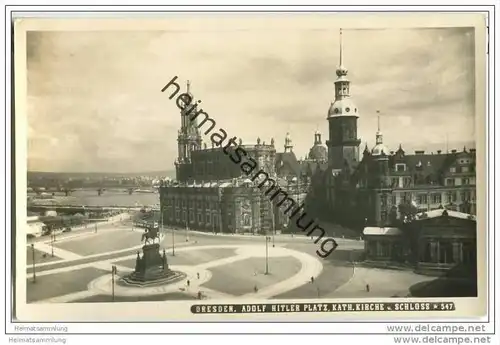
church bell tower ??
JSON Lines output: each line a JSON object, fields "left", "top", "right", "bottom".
{"left": 326, "top": 29, "right": 361, "bottom": 170}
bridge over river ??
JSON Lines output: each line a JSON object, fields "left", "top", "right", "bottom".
{"left": 27, "top": 204, "right": 158, "bottom": 215}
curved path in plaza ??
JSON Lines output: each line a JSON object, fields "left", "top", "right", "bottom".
{"left": 26, "top": 223, "right": 430, "bottom": 303}
{"left": 27, "top": 225, "right": 329, "bottom": 303}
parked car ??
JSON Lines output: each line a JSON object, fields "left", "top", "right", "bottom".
{"left": 62, "top": 227, "right": 72, "bottom": 233}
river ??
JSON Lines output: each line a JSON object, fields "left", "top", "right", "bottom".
{"left": 28, "top": 190, "right": 160, "bottom": 207}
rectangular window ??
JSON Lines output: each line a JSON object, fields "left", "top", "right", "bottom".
{"left": 460, "top": 192, "right": 466, "bottom": 202}
{"left": 451, "top": 192, "right": 457, "bottom": 203}
{"left": 381, "top": 195, "right": 388, "bottom": 207}
{"left": 461, "top": 166, "right": 469, "bottom": 173}
{"left": 206, "top": 212, "right": 211, "bottom": 225}
{"left": 446, "top": 178, "right": 455, "bottom": 186}
{"left": 391, "top": 195, "right": 397, "bottom": 205}
{"left": 432, "top": 193, "right": 442, "bottom": 204}
{"left": 395, "top": 164, "right": 406, "bottom": 172}
{"left": 403, "top": 177, "right": 412, "bottom": 187}
{"left": 462, "top": 178, "right": 469, "bottom": 185}
{"left": 403, "top": 192, "right": 412, "bottom": 203}
{"left": 417, "top": 194, "right": 427, "bottom": 205}
{"left": 450, "top": 167, "right": 456, "bottom": 173}
{"left": 391, "top": 178, "right": 399, "bottom": 187}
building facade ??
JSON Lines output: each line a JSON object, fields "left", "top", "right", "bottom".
{"left": 160, "top": 82, "right": 313, "bottom": 234}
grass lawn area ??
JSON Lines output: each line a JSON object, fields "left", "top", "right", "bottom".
{"left": 203, "top": 257, "right": 301, "bottom": 296}
{"left": 26, "top": 247, "right": 61, "bottom": 265}
{"left": 27, "top": 267, "right": 107, "bottom": 303}
{"left": 113, "top": 248, "right": 237, "bottom": 269}
{"left": 71, "top": 292, "right": 197, "bottom": 303}
{"left": 53, "top": 231, "right": 142, "bottom": 256}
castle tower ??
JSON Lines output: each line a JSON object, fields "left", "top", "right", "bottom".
{"left": 326, "top": 29, "right": 361, "bottom": 170}
{"left": 370, "top": 112, "right": 391, "bottom": 226}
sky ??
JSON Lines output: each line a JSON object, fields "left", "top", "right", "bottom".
{"left": 26, "top": 15, "right": 476, "bottom": 173}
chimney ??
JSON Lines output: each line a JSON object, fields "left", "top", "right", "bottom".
{"left": 451, "top": 149, "right": 457, "bottom": 154}
{"left": 437, "top": 150, "right": 442, "bottom": 154}
{"left": 415, "top": 150, "right": 425, "bottom": 155}
{"left": 470, "top": 148, "right": 476, "bottom": 154}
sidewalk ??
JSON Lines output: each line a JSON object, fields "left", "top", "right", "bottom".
{"left": 177, "top": 228, "right": 363, "bottom": 244}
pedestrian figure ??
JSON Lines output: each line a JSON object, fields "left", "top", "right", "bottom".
{"left": 310, "top": 276, "right": 315, "bottom": 284}
{"left": 187, "top": 280, "right": 190, "bottom": 287}
{"left": 198, "top": 291, "right": 202, "bottom": 300}
{"left": 366, "top": 284, "right": 370, "bottom": 292}
{"left": 254, "top": 285, "right": 258, "bottom": 293}
{"left": 197, "top": 272, "right": 200, "bottom": 279}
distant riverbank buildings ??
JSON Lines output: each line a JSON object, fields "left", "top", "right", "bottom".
{"left": 160, "top": 30, "right": 477, "bottom": 273}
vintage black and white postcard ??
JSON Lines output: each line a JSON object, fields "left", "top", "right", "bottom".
{"left": 13, "top": 12, "right": 488, "bottom": 323}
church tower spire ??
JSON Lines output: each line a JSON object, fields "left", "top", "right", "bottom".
{"left": 284, "top": 132, "right": 293, "bottom": 153}
{"left": 336, "top": 28, "right": 348, "bottom": 80}
{"left": 177, "top": 80, "right": 202, "bottom": 165}
{"left": 376, "top": 111, "right": 383, "bottom": 145}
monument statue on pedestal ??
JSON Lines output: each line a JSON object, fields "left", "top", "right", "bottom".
{"left": 121, "top": 225, "right": 184, "bottom": 286}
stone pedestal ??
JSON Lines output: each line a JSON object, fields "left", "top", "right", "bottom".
{"left": 124, "top": 243, "right": 172, "bottom": 283}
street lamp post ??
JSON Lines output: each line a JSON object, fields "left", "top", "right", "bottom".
{"left": 270, "top": 200, "right": 275, "bottom": 248}
{"left": 83, "top": 205, "right": 87, "bottom": 228}
{"left": 31, "top": 243, "right": 36, "bottom": 283}
{"left": 160, "top": 207, "right": 164, "bottom": 235}
{"left": 111, "top": 265, "right": 117, "bottom": 302}
{"left": 218, "top": 186, "right": 223, "bottom": 235}
{"left": 172, "top": 220, "right": 175, "bottom": 256}
{"left": 265, "top": 234, "right": 270, "bottom": 275}
{"left": 185, "top": 216, "right": 189, "bottom": 242}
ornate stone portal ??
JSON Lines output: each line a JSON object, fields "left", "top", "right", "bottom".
{"left": 120, "top": 227, "right": 185, "bottom": 287}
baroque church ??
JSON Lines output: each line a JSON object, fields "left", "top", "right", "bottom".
{"left": 160, "top": 29, "right": 477, "bottom": 272}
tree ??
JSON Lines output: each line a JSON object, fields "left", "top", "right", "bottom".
{"left": 398, "top": 200, "right": 418, "bottom": 224}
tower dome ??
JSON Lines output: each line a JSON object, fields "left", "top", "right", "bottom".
{"left": 371, "top": 112, "right": 389, "bottom": 156}
{"left": 308, "top": 131, "right": 327, "bottom": 161}
{"left": 371, "top": 142, "right": 389, "bottom": 156}
{"left": 328, "top": 98, "right": 358, "bottom": 117}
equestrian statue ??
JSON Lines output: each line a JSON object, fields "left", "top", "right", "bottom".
{"left": 141, "top": 225, "right": 160, "bottom": 245}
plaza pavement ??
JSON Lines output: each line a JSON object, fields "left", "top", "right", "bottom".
{"left": 26, "top": 224, "right": 430, "bottom": 303}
